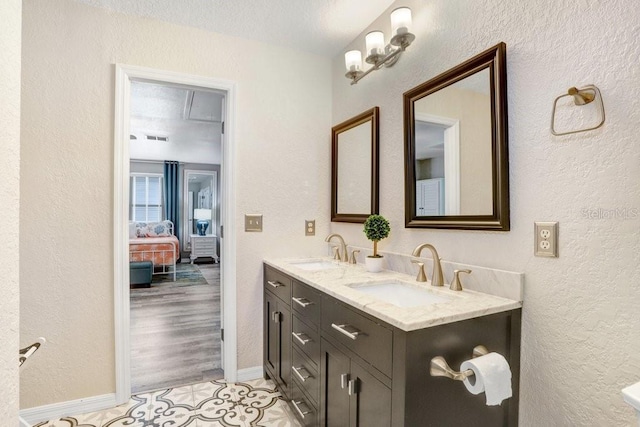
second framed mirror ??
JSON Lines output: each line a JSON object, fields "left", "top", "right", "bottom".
{"left": 404, "top": 43, "right": 509, "bottom": 230}
{"left": 331, "top": 107, "right": 379, "bottom": 223}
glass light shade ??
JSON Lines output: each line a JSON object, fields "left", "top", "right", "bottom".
{"left": 391, "top": 7, "right": 412, "bottom": 36}
{"left": 345, "top": 50, "right": 363, "bottom": 72}
{"left": 365, "top": 31, "right": 385, "bottom": 57}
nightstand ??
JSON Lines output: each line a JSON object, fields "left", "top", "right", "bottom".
{"left": 190, "top": 234, "right": 219, "bottom": 264}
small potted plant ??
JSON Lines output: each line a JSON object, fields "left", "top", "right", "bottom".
{"left": 363, "top": 214, "right": 390, "bottom": 272}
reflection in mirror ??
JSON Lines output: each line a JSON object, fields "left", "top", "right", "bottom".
{"left": 183, "top": 170, "right": 217, "bottom": 250}
{"left": 404, "top": 43, "right": 509, "bottom": 230}
{"left": 332, "top": 107, "right": 379, "bottom": 223}
{"left": 414, "top": 68, "right": 492, "bottom": 216}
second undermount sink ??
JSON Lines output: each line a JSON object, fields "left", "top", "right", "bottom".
{"left": 347, "top": 281, "right": 453, "bottom": 308}
{"left": 288, "top": 260, "right": 342, "bottom": 271}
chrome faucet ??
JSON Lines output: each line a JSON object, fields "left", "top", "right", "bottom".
{"left": 411, "top": 243, "right": 444, "bottom": 286}
{"left": 325, "top": 233, "right": 348, "bottom": 262}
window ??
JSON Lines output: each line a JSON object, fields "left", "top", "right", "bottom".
{"left": 130, "top": 174, "right": 164, "bottom": 222}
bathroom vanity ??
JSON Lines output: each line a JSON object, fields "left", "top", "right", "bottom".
{"left": 263, "top": 258, "right": 522, "bottom": 426}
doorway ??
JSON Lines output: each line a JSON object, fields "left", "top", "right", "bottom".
{"left": 114, "top": 65, "right": 237, "bottom": 403}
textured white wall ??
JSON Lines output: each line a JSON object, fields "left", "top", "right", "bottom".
{"left": 0, "top": 0, "right": 21, "bottom": 422}
{"left": 20, "top": 0, "right": 331, "bottom": 408}
{"left": 331, "top": 0, "right": 640, "bottom": 425}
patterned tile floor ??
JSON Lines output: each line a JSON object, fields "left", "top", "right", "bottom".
{"left": 34, "top": 378, "right": 302, "bottom": 427}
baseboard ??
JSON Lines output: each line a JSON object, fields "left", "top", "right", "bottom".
{"left": 236, "top": 366, "right": 263, "bottom": 382}
{"left": 19, "top": 393, "right": 117, "bottom": 425}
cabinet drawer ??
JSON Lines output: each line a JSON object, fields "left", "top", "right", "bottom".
{"left": 291, "top": 347, "right": 319, "bottom": 405}
{"left": 322, "top": 296, "right": 393, "bottom": 377}
{"left": 292, "top": 315, "right": 320, "bottom": 367}
{"left": 194, "top": 241, "right": 215, "bottom": 249}
{"left": 264, "top": 267, "right": 292, "bottom": 304}
{"left": 292, "top": 281, "right": 320, "bottom": 325}
{"left": 290, "top": 381, "right": 318, "bottom": 427}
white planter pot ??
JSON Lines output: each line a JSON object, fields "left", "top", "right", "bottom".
{"left": 365, "top": 256, "right": 384, "bottom": 273}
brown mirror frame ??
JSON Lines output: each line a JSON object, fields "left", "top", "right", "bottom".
{"left": 403, "top": 43, "right": 509, "bottom": 230}
{"left": 331, "top": 107, "right": 380, "bottom": 223}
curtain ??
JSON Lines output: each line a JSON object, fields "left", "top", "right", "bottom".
{"left": 163, "top": 161, "right": 180, "bottom": 242}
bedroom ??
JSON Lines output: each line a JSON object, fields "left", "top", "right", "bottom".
{"left": 127, "top": 80, "right": 224, "bottom": 393}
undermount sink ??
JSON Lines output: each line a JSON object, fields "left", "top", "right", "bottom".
{"left": 288, "top": 260, "right": 342, "bottom": 271}
{"left": 347, "top": 281, "right": 453, "bottom": 308}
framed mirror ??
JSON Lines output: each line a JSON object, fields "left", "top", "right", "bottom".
{"left": 183, "top": 170, "right": 217, "bottom": 252}
{"left": 331, "top": 107, "right": 379, "bottom": 223}
{"left": 404, "top": 43, "right": 509, "bottom": 230}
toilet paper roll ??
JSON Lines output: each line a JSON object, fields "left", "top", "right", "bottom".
{"left": 460, "top": 352, "right": 512, "bottom": 406}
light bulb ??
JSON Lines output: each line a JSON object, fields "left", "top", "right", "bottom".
{"left": 345, "top": 50, "right": 363, "bottom": 72}
{"left": 391, "top": 7, "right": 412, "bottom": 37}
{"left": 365, "top": 31, "right": 385, "bottom": 57}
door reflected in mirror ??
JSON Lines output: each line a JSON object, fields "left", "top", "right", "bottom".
{"left": 404, "top": 43, "right": 509, "bottom": 230}
{"left": 414, "top": 68, "right": 492, "bottom": 216}
{"left": 332, "top": 107, "right": 379, "bottom": 223}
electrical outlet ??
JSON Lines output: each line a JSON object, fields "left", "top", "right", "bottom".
{"left": 245, "top": 214, "right": 263, "bottom": 232}
{"left": 305, "top": 220, "right": 315, "bottom": 236}
{"left": 534, "top": 222, "right": 558, "bottom": 257}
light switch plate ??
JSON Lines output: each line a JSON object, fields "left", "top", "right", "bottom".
{"left": 245, "top": 214, "right": 263, "bottom": 232}
{"left": 305, "top": 220, "right": 315, "bottom": 236}
{"left": 534, "top": 221, "right": 558, "bottom": 257}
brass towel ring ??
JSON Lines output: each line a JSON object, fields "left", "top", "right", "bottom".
{"left": 551, "top": 85, "right": 605, "bottom": 136}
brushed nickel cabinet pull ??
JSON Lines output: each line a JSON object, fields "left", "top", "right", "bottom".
{"left": 267, "top": 280, "right": 283, "bottom": 288}
{"left": 292, "top": 297, "right": 314, "bottom": 308}
{"left": 348, "top": 379, "right": 357, "bottom": 396}
{"left": 273, "top": 311, "right": 280, "bottom": 323}
{"left": 292, "top": 332, "right": 311, "bottom": 345}
{"left": 341, "top": 373, "right": 349, "bottom": 389}
{"left": 331, "top": 323, "right": 361, "bottom": 340}
{"left": 291, "top": 399, "right": 311, "bottom": 418}
{"left": 292, "top": 365, "right": 311, "bottom": 382}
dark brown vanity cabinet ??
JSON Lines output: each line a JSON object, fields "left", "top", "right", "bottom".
{"left": 264, "top": 264, "right": 521, "bottom": 427}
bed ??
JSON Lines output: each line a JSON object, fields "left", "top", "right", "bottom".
{"left": 129, "top": 221, "right": 179, "bottom": 281}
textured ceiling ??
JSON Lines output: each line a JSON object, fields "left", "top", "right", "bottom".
{"left": 72, "top": 0, "right": 396, "bottom": 56}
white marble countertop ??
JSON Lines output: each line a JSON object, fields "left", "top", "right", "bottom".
{"left": 264, "top": 257, "right": 522, "bottom": 332}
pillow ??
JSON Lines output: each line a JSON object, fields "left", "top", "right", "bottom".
{"left": 135, "top": 221, "right": 172, "bottom": 237}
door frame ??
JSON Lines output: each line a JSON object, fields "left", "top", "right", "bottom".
{"left": 114, "top": 64, "right": 238, "bottom": 404}
{"left": 415, "top": 112, "right": 460, "bottom": 215}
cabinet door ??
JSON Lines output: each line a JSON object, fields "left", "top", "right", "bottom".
{"left": 320, "top": 339, "right": 350, "bottom": 427}
{"left": 264, "top": 291, "right": 279, "bottom": 375}
{"left": 279, "top": 303, "right": 292, "bottom": 395}
{"left": 350, "top": 361, "right": 391, "bottom": 427}
{"left": 264, "top": 292, "right": 291, "bottom": 396}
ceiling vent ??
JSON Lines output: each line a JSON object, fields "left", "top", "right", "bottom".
{"left": 146, "top": 135, "right": 169, "bottom": 142}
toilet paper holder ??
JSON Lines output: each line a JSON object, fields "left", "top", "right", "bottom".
{"left": 430, "top": 345, "right": 488, "bottom": 381}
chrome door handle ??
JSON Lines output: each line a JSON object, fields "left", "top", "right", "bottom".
{"left": 292, "top": 332, "right": 311, "bottom": 345}
{"left": 291, "top": 400, "right": 311, "bottom": 418}
{"left": 331, "top": 323, "right": 361, "bottom": 340}
{"left": 292, "top": 365, "right": 311, "bottom": 382}
{"left": 267, "top": 280, "right": 283, "bottom": 288}
{"left": 292, "top": 297, "right": 314, "bottom": 308}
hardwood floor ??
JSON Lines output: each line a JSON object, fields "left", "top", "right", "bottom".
{"left": 130, "top": 262, "right": 222, "bottom": 393}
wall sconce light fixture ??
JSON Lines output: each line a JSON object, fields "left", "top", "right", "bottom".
{"left": 344, "top": 7, "right": 415, "bottom": 85}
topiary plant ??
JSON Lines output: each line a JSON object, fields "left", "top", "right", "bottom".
{"left": 363, "top": 214, "right": 390, "bottom": 258}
